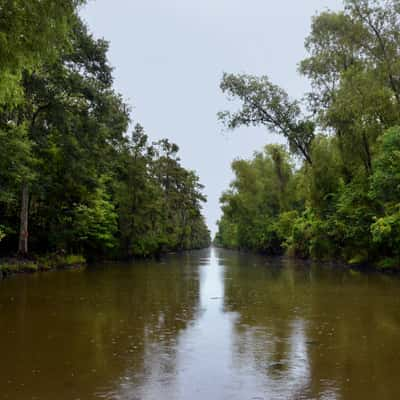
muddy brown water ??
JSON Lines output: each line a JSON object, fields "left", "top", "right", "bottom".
{"left": 1, "top": 247, "right": 400, "bottom": 399}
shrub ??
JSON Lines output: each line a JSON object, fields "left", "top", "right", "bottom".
{"left": 36, "top": 254, "right": 86, "bottom": 270}
{"left": 286, "top": 209, "right": 337, "bottom": 260}
{"left": 63, "top": 254, "right": 86, "bottom": 266}
{"left": 0, "top": 261, "right": 38, "bottom": 274}
{"left": 376, "top": 257, "right": 399, "bottom": 270}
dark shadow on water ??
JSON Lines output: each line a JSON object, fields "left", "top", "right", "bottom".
{"left": 1, "top": 247, "right": 400, "bottom": 400}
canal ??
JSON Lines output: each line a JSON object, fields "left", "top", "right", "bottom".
{"left": 1, "top": 247, "right": 400, "bottom": 399}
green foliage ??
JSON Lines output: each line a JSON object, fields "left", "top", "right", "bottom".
{"left": 214, "top": 216, "right": 239, "bottom": 249}
{"left": 376, "top": 257, "right": 399, "bottom": 270}
{"left": 0, "top": 0, "right": 86, "bottom": 107}
{"left": 368, "top": 127, "right": 400, "bottom": 261}
{"left": 371, "top": 207, "right": 400, "bottom": 254}
{"left": 35, "top": 254, "right": 86, "bottom": 270}
{"left": 286, "top": 210, "right": 338, "bottom": 260}
{"left": 0, "top": 263, "right": 19, "bottom": 274}
{"left": 216, "top": 0, "right": 400, "bottom": 269}
{"left": 72, "top": 185, "right": 118, "bottom": 252}
{"left": 115, "top": 129, "right": 210, "bottom": 257}
{"left": 219, "top": 73, "right": 314, "bottom": 164}
{"left": 306, "top": 136, "right": 342, "bottom": 211}
{"left": 0, "top": 123, "right": 35, "bottom": 202}
{"left": 62, "top": 254, "right": 86, "bottom": 267}
{"left": 0, "top": 253, "right": 85, "bottom": 276}
{"left": 0, "top": 261, "right": 38, "bottom": 274}
{"left": 22, "top": 262, "right": 39, "bottom": 273}
{"left": 216, "top": 145, "right": 296, "bottom": 254}
{"left": 370, "top": 127, "right": 400, "bottom": 204}
{"left": 285, "top": 210, "right": 317, "bottom": 259}
{"left": 0, "top": 9, "right": 210, "bottom": 260}
{"left": 274, "top": 211, "right": 299, "bottom": 242}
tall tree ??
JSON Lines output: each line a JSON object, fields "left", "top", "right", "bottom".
{"left": 217, "top": 0, "right": 400, "bottom": 268}
{"left": 0, "top": 0, "right": 85, "bottom": 107}
{"left": 218, "top": 73, "right": 315, "bottom": 164}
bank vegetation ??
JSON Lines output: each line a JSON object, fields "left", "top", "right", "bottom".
{"left": 216, "top": 0, "right": 400, "bottom": 270}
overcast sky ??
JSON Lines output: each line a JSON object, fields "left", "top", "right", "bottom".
{"left": 81, "top": 0, "right": 341, "bottom": 235}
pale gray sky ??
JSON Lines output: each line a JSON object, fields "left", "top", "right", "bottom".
{"left": 81, "top": 0, "right": 341, "bottom": 235}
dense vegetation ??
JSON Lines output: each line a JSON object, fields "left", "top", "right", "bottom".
{"left": 0, "top": 0, "right": 210, "bottom": 262}
{"left": 215, "top": 0, "right": 400, "bottom": 269}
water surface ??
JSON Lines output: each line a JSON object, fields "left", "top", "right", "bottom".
{"left": 1, "top": 247, "right": 400, "bottom": 399}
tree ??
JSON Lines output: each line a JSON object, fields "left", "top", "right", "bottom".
{"left": 216, "top": 0, "right": 400, "bottom": 268}
{"left": 0, "top": 0, "right": 85, "bottom": 107}
{"left": 0, "top": 15, "right": 129, "bottom": 256}
{"left": 0, "top": 2, "right": 87, "bottom": 255}
{"left": 218, "top": 73, "right": 315, "bottom": 164}
{"left": 0, "top": 4, "right": 210, "bottom": 260}
{"left": 216, "top": 145, "right": 295, "bottom": 253}
{"left": 370, "top": 127, "right": 400, "bottom": 264}
{"left": 300, "top": 0, "right": 400, "bottom": 177}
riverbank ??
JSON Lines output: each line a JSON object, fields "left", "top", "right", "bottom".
{"left": 213, "top": 244, "right": 400, "bottom": 274}
{"left": 0, "top": 247, "right": 213, "bottom": 280}
{"left": 0, "top": 254, "right": 86, "bottom": 280}
{"left": 2, "top": 245, "right": 397, "bottom": 281}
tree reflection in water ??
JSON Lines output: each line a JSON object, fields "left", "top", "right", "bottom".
{"left": 1, "top": 247, "right": 400, "bottom": 400}
{"left": 220, "top": 248, "right": 400, "bottom": 400}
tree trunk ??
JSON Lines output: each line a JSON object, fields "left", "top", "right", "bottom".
{"left": 362, "top": 132, "right": 373, "bottom": 176}
{"left": 18, "top": 183, "right": 29, "bottom": 256}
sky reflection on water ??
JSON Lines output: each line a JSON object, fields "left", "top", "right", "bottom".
{"left": 1, "top": 248, "right": 400, "bottom": 399}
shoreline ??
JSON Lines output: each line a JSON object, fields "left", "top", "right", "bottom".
{"left": 2, "top": 246, "right": 398, "bottom": 280}
{"left": 0, "top": 254, "right": 87, "bottom": 280}
{"left": 213, "top": 245, "right": 400, "bottom": 275}
{"left": 0, "top": 247, "right": 212, "bottom": 280}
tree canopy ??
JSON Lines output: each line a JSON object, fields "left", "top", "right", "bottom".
{"left": 216, "top": 0, "right": 400, "bottom": 269}
{"left": 0, "top": 1, "right": 210, "bottom": 259}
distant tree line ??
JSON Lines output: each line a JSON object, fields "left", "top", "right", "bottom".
{"left": 0, "top": 0, "right": 210, "bottom": 259}
{"left": 215, "top": 0, "right": 400, "bottom": 269}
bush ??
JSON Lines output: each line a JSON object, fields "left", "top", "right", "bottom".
{"left": 0, "top": 261, "right": 38, "bottom": 275}
{"left": 286, "top": 209, "right": 338, "bottom": 260}
{"left": 0, "top": 263, "right": 19, "bottom": 274}
{"left": 63, "top": 254, "right": 86, "bottom": 266}
{"left": 36, "top": 254, "right": 86, "bottom": 270}
{"left": 376, "top": 257, "right": 399, "bottom": 270}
